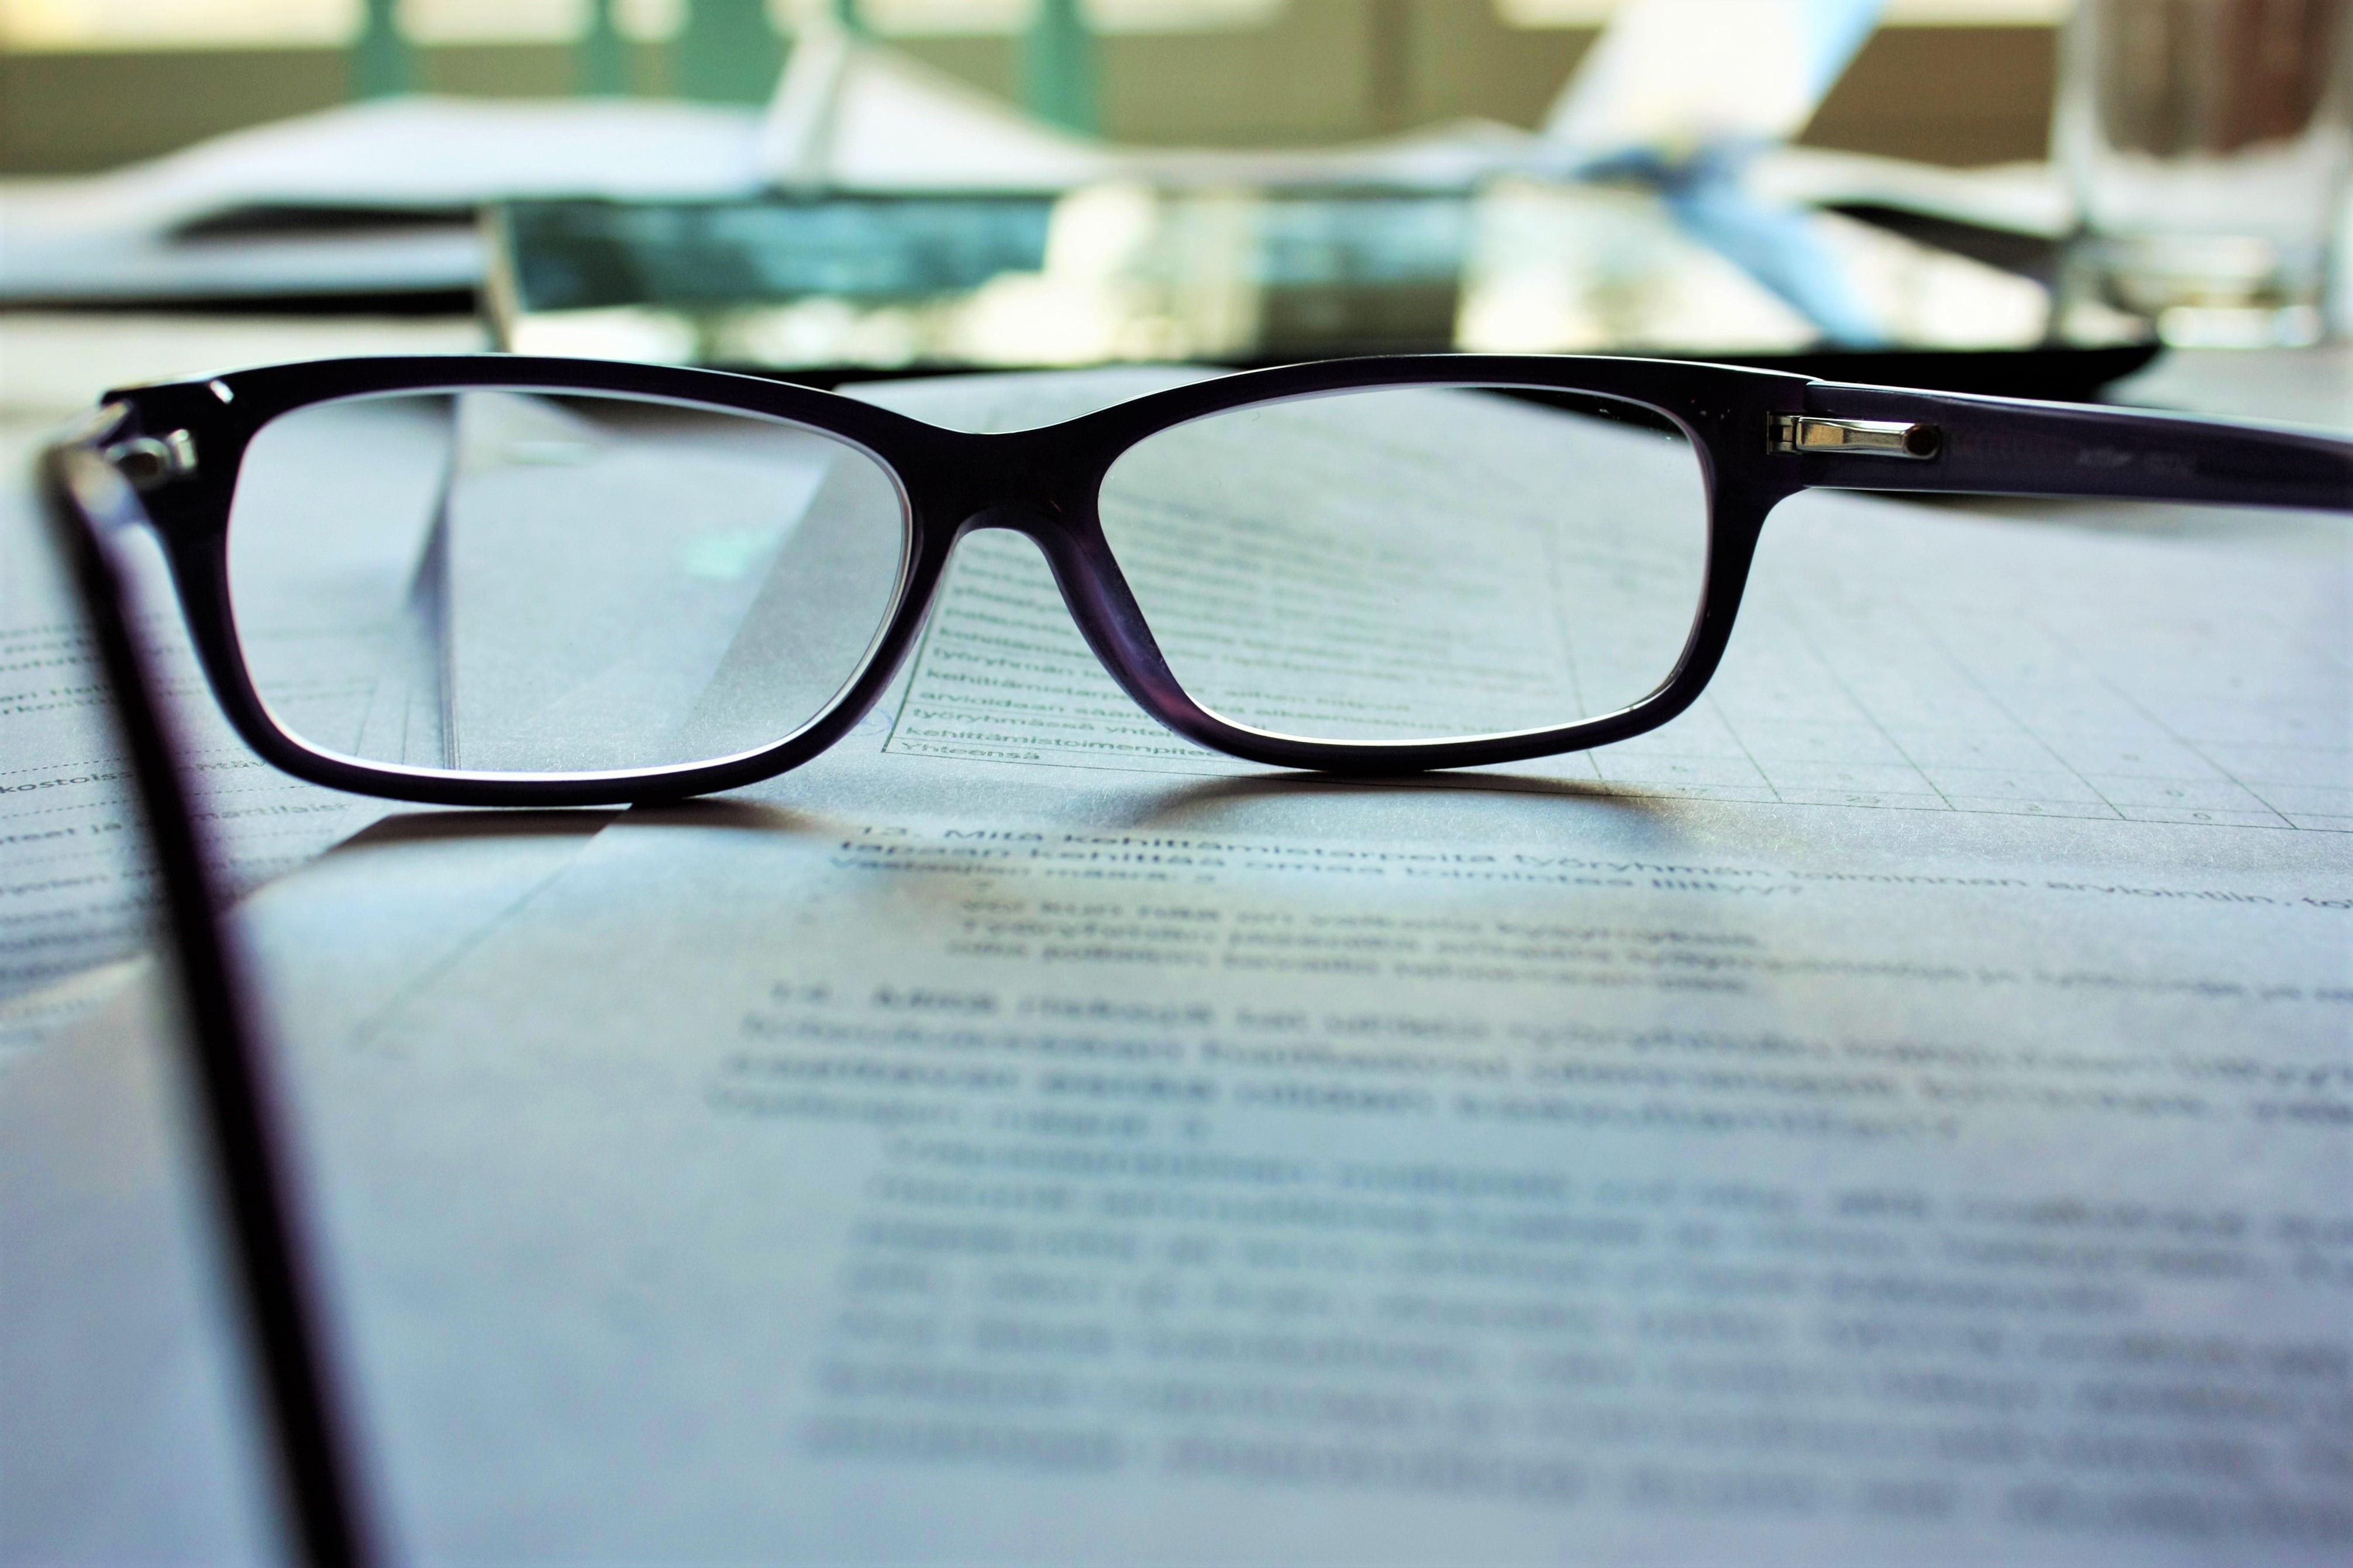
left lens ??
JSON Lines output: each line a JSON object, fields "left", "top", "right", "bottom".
{"left": 1095, "top": 384, "right": 1710, "bottom": 746}
{"left": 228, "top": 389, "right": 908, "bottom": 777}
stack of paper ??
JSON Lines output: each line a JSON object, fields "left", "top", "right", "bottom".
{"left": 3, "top": 366, "right": 2345, "bottom": 1563}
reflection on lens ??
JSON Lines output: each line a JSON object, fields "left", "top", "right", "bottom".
{"left": 1097, "top": 385, "right": 1709, "bottom": 744}
{"left": 227, "top": 390, "right": 907, "bottom": 776}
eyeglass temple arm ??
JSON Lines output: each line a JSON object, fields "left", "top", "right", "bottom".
{"left": 1791, "top": 382, "right": 2353, "bottom": 515}
{"left": 36, "top": 428, "right": 381, "bottom": 1568}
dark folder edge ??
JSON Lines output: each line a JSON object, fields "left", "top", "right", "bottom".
{"left": 1, "top": 282, "right": 2162, "bottom": 405}
{"left": 739, "top": 344, "right": 2163, "bottom": 405}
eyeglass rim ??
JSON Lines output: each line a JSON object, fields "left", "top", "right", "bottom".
{"left": 215, "top": 382, "right": 930, "bottom": 793}
{"left": 58, "top": 351, "right": 2353, "bottom": 807}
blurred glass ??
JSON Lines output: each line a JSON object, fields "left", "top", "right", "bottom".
{"left": 2056, "top": 0, "right": 2352, "bottom": 347}
{"left": 499, "top": 182, "right": 2053, "bottom": 373}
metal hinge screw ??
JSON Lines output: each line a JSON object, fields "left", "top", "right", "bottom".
{"left": 103, "top": 429, "right": 198, "bottom": 491}
{"left": 1770, "top": 415, "right": 1941, "bottom": 460}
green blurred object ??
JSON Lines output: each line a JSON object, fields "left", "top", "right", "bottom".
{"left": 1024, "top": 0, "right": 1100, "bottom": 135}
{"left": 676, "top": 0, "right": 785, "bottom": 104}
{"left": 832, "top": 0, "right": 869, "bottom": 33}
{"left": 350, "top": 0, "right": 411, "bottom": 99}
{"left": 581, "top": 0, "right": 631, "bottom": 95}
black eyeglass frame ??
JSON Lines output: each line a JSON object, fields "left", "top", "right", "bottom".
{"left": 57, "top": 353, "right": 2353, "bottom": 808}
{"left": 37, "top": 429, "right": 380, "bottom": 1566}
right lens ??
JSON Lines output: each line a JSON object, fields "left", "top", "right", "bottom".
{"left": 1097, "top": 384, "right": 1711, "bottom": 745}
{"left": 226, "top": 389, "right": 908, "bottom": 777}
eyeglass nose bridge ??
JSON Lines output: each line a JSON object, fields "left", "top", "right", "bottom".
{"left": 946, "top": 498, "right": 1227, "bottom": 752}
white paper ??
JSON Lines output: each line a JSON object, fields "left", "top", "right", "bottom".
{"left": 6, "top": 366, "right": 2345, "bottom": 1563}
{"left": 0, "top": 347, "right": 889, "bottom": 1049}
{"left": 0, "top": 319, "right": 501, "bottom": 1054}
{"left": 0, "top": 430, "right": 387, "bottom": 1045}
{"left": 0, "top": 816, "right": 618, "bottom": 1562}
{"left": 285, "top": 808, "right": 2351, "bottom": 1564}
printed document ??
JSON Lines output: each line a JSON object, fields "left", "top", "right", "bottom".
{"left": 0, "top": 433, "right": 385, "bottom": 1042}
{"left": 2, "top": 369, "right": 2346, "bottom": 1564}
{"left": 0, "top": 316, "right": 483, "bottom": 1050}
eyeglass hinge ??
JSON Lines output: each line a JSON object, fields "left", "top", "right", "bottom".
{"left": 1770, "top": 415, "right": 1941, "bottom": 460}
{"left": 104, "top": 429, "right": 198, "bottom": 491}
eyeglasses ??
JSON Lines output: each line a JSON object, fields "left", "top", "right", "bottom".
{"left": 46, "top": 353, "right": 2353, "bottom": 807}
{"left": 27, "top": 356, "right": 2353, "bottom": 1568}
